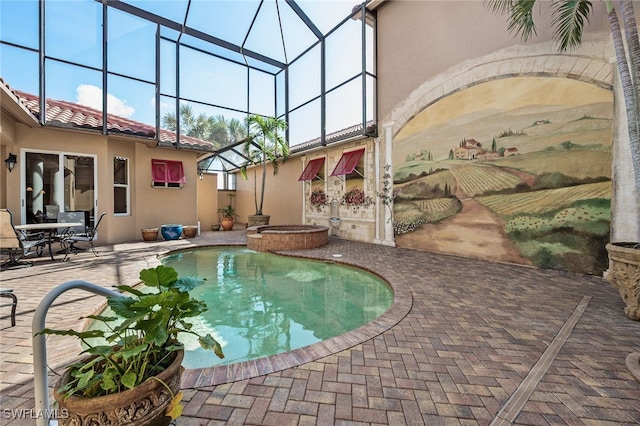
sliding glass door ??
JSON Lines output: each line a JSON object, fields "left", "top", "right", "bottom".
{"left": 22, "top": 151, "right": 97, "bottom": 225}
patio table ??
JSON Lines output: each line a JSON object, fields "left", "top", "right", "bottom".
{"left": 15, "top": 222, "right": 83, "bottom": 261}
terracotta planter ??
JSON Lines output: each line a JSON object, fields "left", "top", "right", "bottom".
{"left": 141, "top": 228, "right": 159, "bottom": 241}
{"left": 605, "top": 242, "right": 640, "bottom": 320}
{"left": 221, "top": 216, "right": 234, "bottom": 231}
{"left": 248, "top": 214, "right": 270, "bottom": 227}
{"left": 55, "top": 350, "right": 184, "bottom": 426}
{"left": 182, "top": 225, "right": 198, "bottom": 238}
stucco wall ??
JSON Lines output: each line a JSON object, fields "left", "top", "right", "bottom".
{"left": 374, "top": 0, "right": 609, "bottom": 123}
{"left": 0, "top": 122, "right": 205, "bottom": 245}
{"left": 197, "top": 173, "right": 219, "bottom": 233}
{"left": 235, "top": 159, "right": 304, "bottom": 226}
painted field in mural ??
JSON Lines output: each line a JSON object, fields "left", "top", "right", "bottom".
{"left": 393, "top": 77, "right": 612, "bottom": 275}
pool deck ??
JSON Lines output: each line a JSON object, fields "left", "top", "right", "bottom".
{"left": 1, "top": 230, "right": 640, "bottom": 425}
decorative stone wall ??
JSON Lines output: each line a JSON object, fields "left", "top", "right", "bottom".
{"left": 302, "top": 139, "right": 378, "bottom": 243}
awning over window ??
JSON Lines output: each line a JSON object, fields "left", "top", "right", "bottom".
{"left": 152, "top": 159, "right": 186, "bottom": 183}
{"left": 298, "top": 157, "right": 325, "bottom": 181}
{"left": 330, "top": 148, "right": 365, "bottom": 176}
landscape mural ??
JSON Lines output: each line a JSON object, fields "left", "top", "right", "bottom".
{"left": 393, "top": 77, "right": 612, "bottom": 275}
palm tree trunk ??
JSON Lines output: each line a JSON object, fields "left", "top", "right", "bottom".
{"left": 621, "top": 0, "right": 640, "bottom": 174}
{"left": 607, "top": 3, "right": 640, "bottom": 194}
{"left": 259, "top": 151, "right": 267, "bottom": 215}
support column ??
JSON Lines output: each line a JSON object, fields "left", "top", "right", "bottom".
{"left": 382, "top": 121, "right": 395, "bottom": 246}
{"left": 373, "top": 137, "right": 381, "bottom": 244}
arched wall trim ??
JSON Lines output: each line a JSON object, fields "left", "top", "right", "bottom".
{"left": 386, "top": 40, "right": 614, "bottom": 138}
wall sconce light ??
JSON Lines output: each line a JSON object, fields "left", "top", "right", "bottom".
{"left": 5, "top": 153, "right": 17, "bottom": 172}
{"left": 199, "top": 171, "right": 204, "bottom": 180}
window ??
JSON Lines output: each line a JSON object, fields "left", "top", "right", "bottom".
{"left": 330, "top": 148, "right": 364, "bottom": 177}
{"left": 298, "top": 158, "right": 325, "bottom": 181}
{"left": 114, "top": 156, "right": 129, "bottom": 215}
{"left": 216, "top": 171, "right": 236, "bottom": 190}
{"left": 151, "top": 159, "right": 186, "bottom": 188}
{"left": 299, "top": 157, "right": 325, "bottom": 192}
{"left": 331, "top": 148, "right": 365, "bottom": 190}
{"left": 23, "top": 151, "right": 96, "bottom": 224}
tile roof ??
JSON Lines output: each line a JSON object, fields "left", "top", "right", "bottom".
{"left": 14, "top": 90, "right": 215, "bottom": 152}
{"left": 290, "top": 120, "right": 377, "bottom": 154}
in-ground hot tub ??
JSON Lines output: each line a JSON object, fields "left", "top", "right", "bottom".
{"left": 247, "top": 224, "right": 329, "bottom": 252}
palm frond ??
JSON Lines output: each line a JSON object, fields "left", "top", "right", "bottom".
{"left": 551, "top": 0, "right": 593, "bottom": 51}
{"left": 485, "top": 0, "right": 538, "bottom": 41}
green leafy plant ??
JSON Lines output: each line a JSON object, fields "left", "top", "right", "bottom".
{"left": 218, "top": 193, "right": 237, "bottom": 218}
{"left": 218, "top": 203, "right": 237, "bottom": 218}
{"left": 38, "top": 265, "right": 224, "bottom": 400}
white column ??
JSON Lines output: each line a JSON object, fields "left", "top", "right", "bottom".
{"left": 301, "top": 156, "right": 307, "bottom": 225}
{"left": 373, "top": 137, "right": 381, "bottom": 244}
{"left": 383, "top": 121, "right": 395, "bottom": 246}
{"left": 32, "top": 159, "right": 44, "bottom": 217}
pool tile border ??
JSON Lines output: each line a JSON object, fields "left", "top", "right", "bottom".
{"left": 180, "top": 250, "right": 412, "bottom": 388}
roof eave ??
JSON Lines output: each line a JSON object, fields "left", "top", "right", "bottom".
{"left": 0, "top": 84, "right": 39, "bottom": 126}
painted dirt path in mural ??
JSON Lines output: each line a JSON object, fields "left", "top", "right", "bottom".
{"left": 396, "top": 196, "right": 533, "bottom": 266}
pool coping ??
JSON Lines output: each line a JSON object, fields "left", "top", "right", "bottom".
{"left": 175, "top": 246, "right": 413, "bottom": 388}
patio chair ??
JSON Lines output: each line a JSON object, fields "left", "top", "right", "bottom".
{"left": 0, "top": 209, "right": 46, "bottom": 271}
{"left": 0, "top": 288, "right": 17, "bottom": 327}
{"left": 64, "top": 212, "right": 106, "bottom": 259}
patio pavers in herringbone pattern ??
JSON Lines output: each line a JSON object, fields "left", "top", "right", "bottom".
{"left": 1, "top": 231, "right": 639, "bottom": 425}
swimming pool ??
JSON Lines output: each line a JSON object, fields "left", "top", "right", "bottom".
{"left": 158, "top": 247, "right": 394, "bottom": 369}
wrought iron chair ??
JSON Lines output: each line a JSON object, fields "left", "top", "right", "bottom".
{"left": 0, "top": 288, "right": 17, "bottom": 327}
{"left": 64, "top": 212, "right": 106, "bottom": 259}
{"left": 0, "top": 209, "right": 46, "bottom": 271}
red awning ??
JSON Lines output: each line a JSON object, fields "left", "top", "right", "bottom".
{"left": 298, "top": 157, "right": 325, "bottom": 181}
{"left": 152, "top": 159, "right": 186, "bottom": 183}
{"left": 330, "top": 148, "right": 365, "bottom": 176}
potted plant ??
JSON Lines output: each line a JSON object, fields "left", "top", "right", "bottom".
{"left": 218, "top": 204, "right": 237, "bottom": 231}
{"left": 240, "top": 114, "right": 290, "bottom": 227}
{"left": 38, "top": 265, "right": 224, "bottom": 425}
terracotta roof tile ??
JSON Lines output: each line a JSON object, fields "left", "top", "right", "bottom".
{"left": 15, "top": 90, "right": 215, "bottom": 152}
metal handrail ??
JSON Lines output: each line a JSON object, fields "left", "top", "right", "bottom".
{"left": 32, "top": 281, "right": 121, "bottom": 426}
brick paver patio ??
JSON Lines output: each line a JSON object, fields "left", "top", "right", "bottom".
{"left": 1, "top": 230, "right": 639, "bottom": 425}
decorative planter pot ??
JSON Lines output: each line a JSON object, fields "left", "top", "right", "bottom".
{"left": 55, "top": 350, "right": 184, "bottom": 426}
{"left": 211, "top": 224, "right": 220, "bottom": 231}
{"left": 141, "top": 228, "right": 159, "bottom": 241}
{"left": 221, "top": 217, "right": 234, "bottom": 231}
{"left": 248, "top": 214, "right": 270, "bottom": 227}
{"left": 605, "top": 242, "right": 640, "bottom": 320}
{"left": 182, "top": 225, "right": 198, "bottom": 238}
{"left": 161, "top": 224, "right": 183, "bottom": 240}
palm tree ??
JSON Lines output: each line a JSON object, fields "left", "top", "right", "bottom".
{"left": 162, "top": 106, "right": 247, "bottom": 148}
{"left": 485, "top": 0, "right": 639, "bottom": 195}
{"left": 240, "top": 114, "right": 290, "bottom": 217}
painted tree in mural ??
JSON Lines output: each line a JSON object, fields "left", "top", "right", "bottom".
{"left": 162, "top": 104, "right": 247, "bottom": 148}
{"left": 485, "top": 0, "right": 639, "bottom": 195}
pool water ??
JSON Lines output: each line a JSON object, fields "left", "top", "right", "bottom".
{"left": 159, "top": 247, "right": 394, "bottom": 369}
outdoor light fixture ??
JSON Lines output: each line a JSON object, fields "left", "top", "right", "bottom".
{"left": 5, "top": 153, "right": 17, "bottom": 172}
{"left": 199, "top": 171, "right": 204, "bottom": 180}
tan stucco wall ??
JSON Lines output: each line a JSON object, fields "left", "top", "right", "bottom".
{"left": 374, "top": 0, "right": 609, "bottom": 123}
{"left": 197, "top": 173, "right": 219, "bottom": 232}
{"left": 235, "top": 160, "right": 304, "bottom": 226}
{"left": 0, "top": 122, "right": 208, "bottom": 245}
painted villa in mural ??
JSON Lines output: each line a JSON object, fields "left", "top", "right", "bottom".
{"left": 392, "top": 77, "right": 612, "bottom": 275}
